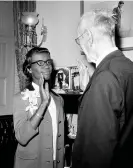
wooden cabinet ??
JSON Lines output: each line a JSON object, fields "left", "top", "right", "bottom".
{"left": 60, "top": 93, "right": 81, "bottom": 167}
{"left": 60, "top": 93, "right": 81, "bottom": 114}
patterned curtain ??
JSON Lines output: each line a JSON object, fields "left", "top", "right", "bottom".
{"left": 13, "top": 1, "right": 36, "bottom": 93}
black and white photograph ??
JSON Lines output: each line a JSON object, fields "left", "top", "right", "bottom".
{"left": 53, "top": 66, "right": 82, "bottom": 94}
{"left": 53, "top": 67, "right": 70, "bottom": 93}
{"left": 1, "top": 1, "right": 133, "bottom": 168}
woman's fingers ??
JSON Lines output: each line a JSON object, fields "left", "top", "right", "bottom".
{"left": 39, "top": 73, "right": 44, "bottom": 86}
{"left": 44, "top": 82, "right": 50, "bottom": 99}
{"left": 45, "top": 82, "right": 49, "bottom": 91}
{"left": 39, "top": 73, "right": 48, "bottom": 102}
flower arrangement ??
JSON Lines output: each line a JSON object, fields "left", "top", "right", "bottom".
{"left": 21, "top": 89, "right": 40, "bottom": 116}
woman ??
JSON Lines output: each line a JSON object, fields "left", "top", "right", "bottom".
{"left": 13, "top": 47, "right": 64, "bottom": 168}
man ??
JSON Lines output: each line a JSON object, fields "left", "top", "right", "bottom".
{"left": 72, "top": 9, "right": 133, "bottom": 168}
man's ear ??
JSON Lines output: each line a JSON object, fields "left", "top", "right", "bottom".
{"left": 86, "top": 29, "right": 93, "bottom": 46}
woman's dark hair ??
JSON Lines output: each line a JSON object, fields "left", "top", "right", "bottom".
{"left": 23, "top": 47, "right": 51, "bottom": 80}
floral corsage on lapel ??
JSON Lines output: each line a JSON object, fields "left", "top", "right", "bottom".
{"left": 21, "top": 87, "right": 40, "bottom": 118}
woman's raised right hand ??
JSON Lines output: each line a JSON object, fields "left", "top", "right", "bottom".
{"left": 39, "top": 73, "right": 50, "bottom": 105}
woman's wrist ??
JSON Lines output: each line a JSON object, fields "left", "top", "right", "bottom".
{"left": 30, "top": 112, "right": 43, "bottom": 130}
{"left": 40, "top": 102, "right": 48, "bottom": 109}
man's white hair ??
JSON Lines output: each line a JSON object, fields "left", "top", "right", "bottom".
{"left": 79, "top": 9, "right": 116, "bottom": 38}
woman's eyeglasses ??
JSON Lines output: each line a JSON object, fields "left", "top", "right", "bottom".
{"left": 31, "top": 59, "right": 53, "bottom": 67}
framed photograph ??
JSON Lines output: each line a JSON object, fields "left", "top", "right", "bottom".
{"left": 52, "top": 66, "right": 81, "bottom": 94}
{"left": 53, "top": 67, "right": 70, "bottom": 93}
{"left": 80, "top": 1, "right": 133, "bottom": 51}
{"left": 68, "top": 66, "right": 80, "bottom": 91}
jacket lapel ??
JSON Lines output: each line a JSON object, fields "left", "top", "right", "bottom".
{"left": 50, "top": 91, "right": 60, "bottom": 123}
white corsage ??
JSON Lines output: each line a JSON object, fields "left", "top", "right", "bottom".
{"left": 21, "top": 89, "right": 40, "bottom": 116}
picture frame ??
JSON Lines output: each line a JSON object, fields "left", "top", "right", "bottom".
{"left": 53, "top": 67, "right": 70, "bottom": 92}
{"left": 52, "top": 66, "right": 82, "bottom": 94}
{"left": 80, "top": 1, "right": 133, "bottom": 51}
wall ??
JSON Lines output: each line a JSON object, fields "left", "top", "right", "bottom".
{"left": 84, "top": 1, "right": 133, "bottom": 38}
{"left": 123, "top": 50, "right": 133, "bottom": 62}
{"left": 36, "top": 1, "right": 81, "bottom": 68}
{"left": 36, "top": 1, "right": 133, "bottom": 66}
{"left": 121, "top": 37, "right": 133, "bottom": 61}
{"left": 84, "top": 1, "right": 133, "bottom": 61}
{"left": 0, "top": 1, "right": 15, "bottom": 115}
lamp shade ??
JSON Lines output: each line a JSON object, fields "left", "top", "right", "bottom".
{"left": 21, "top": 12, "right": 39, "bottom": 26}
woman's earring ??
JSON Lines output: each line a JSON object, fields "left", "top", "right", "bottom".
{"left": 28, "top": 69, "right": 32, "bottom": 74}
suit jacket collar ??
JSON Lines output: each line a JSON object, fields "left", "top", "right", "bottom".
{"left": 79, "top": 49, "right": 123, "bottom": 103}
{"left": 95, "top": 49, "right": 122, "bottom": 73}
{"left": 96, "top": 47, "right": 118, "bottom": 67}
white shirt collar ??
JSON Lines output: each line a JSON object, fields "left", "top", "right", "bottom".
{"left": 96, "top": 47, "right": 118, "bottom": 68}
{"left": 32, "top": 82, "right": 39, "bottom": 93}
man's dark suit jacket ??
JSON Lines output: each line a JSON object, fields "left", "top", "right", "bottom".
{"left": 72, "top": 50, "right": 133, "bottom": 168}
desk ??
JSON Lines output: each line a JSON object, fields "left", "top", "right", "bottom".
{"left": 60, "top": 93, "right": 81, "bottom": 167}
{"left": 60, "top": 93, "right": 81, "bottom": 114}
